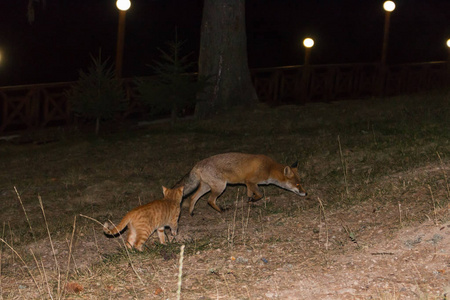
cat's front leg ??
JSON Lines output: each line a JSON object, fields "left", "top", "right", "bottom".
{"left": 171, "top": 226, "right": 178, "bottom": 236}
{"left": 157, "top": 227, "right": 167, "bottom": 244}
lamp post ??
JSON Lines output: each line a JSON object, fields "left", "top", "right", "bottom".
{"left": 381, "top": 1, "right": 395, "bottom": 66}
{"left": 115, "top": 0, "right": 131, "bottom": 78}
{"left": 303, "top": 38, "right": 314, "bottom": 66}
{"left": 300, "top": 37, "right": 314, "bottom": 101}
{"left": 447, "top": 39, "right": 450, "bottom": 72}
{"left": 447, "top": 39, "right": 450, "bottom": 61}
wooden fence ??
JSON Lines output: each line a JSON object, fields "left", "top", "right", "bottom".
{"left": 0, "top": 61, "right": 448, "bottom": 134}
{"left": 251, "top": 61, "right": 449, "bottom": 104}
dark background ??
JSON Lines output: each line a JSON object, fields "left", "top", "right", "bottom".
{"left": 0, "top": 0, "right": 449, "bottom": 86}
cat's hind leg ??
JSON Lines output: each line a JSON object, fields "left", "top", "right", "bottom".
{"left": 125, "top": 225, "right": 137, "bottom": 249}
{"left": 133, "top": 227, "right": 150, "bottom": 251}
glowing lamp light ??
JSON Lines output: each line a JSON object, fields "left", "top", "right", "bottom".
{"left": 303, "top": 38, "right": 314, "bottom": 48}
{"left": 116, "top": 0, "right": 131, "bottom": 11}
{"left": 383, "top": 1, "right": 396, "bottom": 12}
{"left": 447, "top": 39, "right": 450, "bottom": 48}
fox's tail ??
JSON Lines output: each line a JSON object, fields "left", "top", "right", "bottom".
{"left": 173, "top": 171, "right": 200, "bottom": 197}
{"left": 103, "top": 215, "right": 131, "bottom": 238}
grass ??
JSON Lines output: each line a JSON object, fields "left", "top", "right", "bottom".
{"left": 0, "top": 90, "right": 449, "bottom": 298}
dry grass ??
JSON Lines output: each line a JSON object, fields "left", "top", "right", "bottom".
{"left": 0, "top": 90, "right": 449, "bottom": 299}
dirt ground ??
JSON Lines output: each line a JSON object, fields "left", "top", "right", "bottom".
{"left": 2, "top": 170, "right": 449, "bottom": 300}
{"left": 1, "top": 97, "right": 449, "bottom": 299}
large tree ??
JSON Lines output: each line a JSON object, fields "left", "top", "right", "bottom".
{"left": 196, "top": 0, "right": 258, "bottom": 117}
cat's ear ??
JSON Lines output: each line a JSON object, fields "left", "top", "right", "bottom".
{"left": 178, "top": 185, "right": 184, "bottom": 194}
{"left": 162, "top": 186, "right": 168, "bottom": 196}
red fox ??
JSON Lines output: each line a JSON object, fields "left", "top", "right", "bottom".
{"left": 176, "top": 153, "right": 307, "bottom": 215}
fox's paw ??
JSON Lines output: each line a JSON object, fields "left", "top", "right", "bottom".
{"left": 248, "top": 196, "right": 263, "bottom": 202}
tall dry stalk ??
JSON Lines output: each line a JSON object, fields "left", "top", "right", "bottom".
{"left": 0, "top": 238, "right": 42, "bottom": 295}
{"left": 317, "top": 197, "right": 329, "bottom": 251}
{"left": 427, "top": 185, "right": 439, "bottom": 226}
{"left": 38, "top": 195, "right": 61, "bottom": 299}
{"left": 7, "top": 222, "right": 14, "bottom": 265}
{"left": 61, "top": 215, "right": 77, "bottom": 300}
{"left": 371, "top": 124, "right": 378, "bottom": 146}
{"left": 437, "top": 152, "right": 450, "bottom": 200}
{"left": 14, "top": 186, "right": 37, "bottom": 243}
{"left": 176, "top": 244, "right": 185, "bottom": 300}
{"left": 227, "top": 195, "right": 239, "bottom": 248}
{"left": 79, "top": 214, "right": 144, "bottom": 284}
{"left": 40, "top": 259, "right": 53, "bottom": 300}
{"left": 241, "top": 196, "right": 251, "bottom": 247}
{"left": 337, "top": 135, "right": 349, "bottom": 196}
{"left": 29, "top": 249, "right": 46, "bottom": 298}
{"left": 0, "top": 223, "right": 5, "bottom": 300}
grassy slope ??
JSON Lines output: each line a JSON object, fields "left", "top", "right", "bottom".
{"left": 0, "top": 90, "right": 449, "bottom": 298}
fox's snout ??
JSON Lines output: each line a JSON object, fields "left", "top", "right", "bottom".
{"left": 294, "top": 184, "right": 307, "bottom": 197}
{"left": 296, "top": 190, "right": 307, "bottom": 197}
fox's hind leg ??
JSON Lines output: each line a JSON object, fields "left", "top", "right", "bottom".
{"left": 207, "top": 181, "right": 227, "bottom": 212}
{"left": 189, "top": 182, "right": 211, "bottom": 215}
{"left": 246, "top": 182, "right": 263, "bottom": 202}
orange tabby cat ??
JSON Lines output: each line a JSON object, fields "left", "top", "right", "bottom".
{"left": 103, "top": 185, "right": 184, "bottom": 251}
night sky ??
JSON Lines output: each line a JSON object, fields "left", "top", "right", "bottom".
{"left": 0, "top": 0, "right": 449, "bottom": 86}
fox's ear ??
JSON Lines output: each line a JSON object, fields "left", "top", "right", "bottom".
{"left": 290, "top": 160, "right": 298, "bottom": 168}
{"left": 284, "top": 166, "right": 294, "bottom": 178}
{"left": 162, "top": 186, "right": 168, "bottom": 196}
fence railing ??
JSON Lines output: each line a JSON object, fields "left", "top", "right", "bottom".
{"left": 251, "top": 61, "right": 449, "bottom": 104}
{"left": 0, "top": 61, "right": 448, "bottom": 134}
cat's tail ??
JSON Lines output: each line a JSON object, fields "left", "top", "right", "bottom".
{"left": 173, "top": 171, "right": 200, "bottom": 197}
{"left": 103, "top": 215, "right": 131, "bottom": 238}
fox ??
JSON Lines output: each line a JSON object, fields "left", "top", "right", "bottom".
{"left": 176, "top": 152, "right": 307, "bottom": 215}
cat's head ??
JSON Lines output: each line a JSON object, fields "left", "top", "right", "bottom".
{"left": 162, "top": 185, "right": 184, "bottom": 202}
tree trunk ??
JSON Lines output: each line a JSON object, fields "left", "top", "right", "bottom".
{"left": 95, "top": 117, "right": 100, "bottom": 135}
{"left": 197, "top": 0, "right": 258, "bottom": 117}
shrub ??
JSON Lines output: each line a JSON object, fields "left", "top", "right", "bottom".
{"left": 67, "top": 53, "right": 126, "bottom": 134}
{"left": 135, "top": 36, "right": 208, "bottom": 124}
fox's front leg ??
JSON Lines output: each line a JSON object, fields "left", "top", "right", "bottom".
{"left": 246, "top": 183, "right": 263, "bottom": 202}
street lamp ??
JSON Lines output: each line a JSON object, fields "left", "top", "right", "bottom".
{"left": 300, "top": 37, "right": 314, "bottom": 101}
{"left": 115, "top": 0, "right": 131, "bottom": 78}
{"left": 446, "top": 39, "right": 450, "bottom": 69}
{"left": 303, "top": 37, "right": 314, "bottom": 66}
{"left": 381, "top": 1, "right": 395, "bottom": 66}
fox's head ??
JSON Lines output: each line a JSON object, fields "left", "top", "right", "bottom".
{"left": 282, "top": 161, "right": 307, "bottom": 197}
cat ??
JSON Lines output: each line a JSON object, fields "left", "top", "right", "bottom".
{"left": 103, "top": 185, "right": 184, "bottom": 251}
